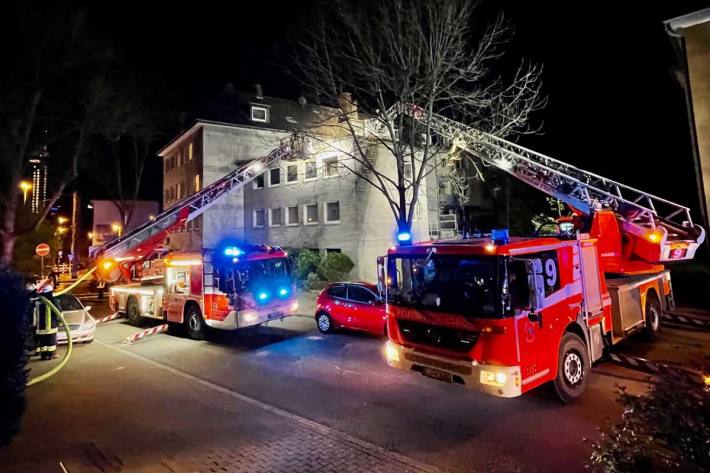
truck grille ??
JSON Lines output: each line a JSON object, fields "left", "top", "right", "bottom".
{"left": 397, "top": 319, "right": 478, "bottom": 353}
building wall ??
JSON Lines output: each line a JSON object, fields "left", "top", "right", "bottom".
{"left": 90, "top": 200, "right": 160, "bottom": 246}
{"left": 685, "top": 22, "right": 710, "bottom": 230}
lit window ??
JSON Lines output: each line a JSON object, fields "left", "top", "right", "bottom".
{"left": 269, "top": 168, "right": 281, "bottom": 187}
{"left": 253, "top": 174, "right": 264, "bottom": 189}
{"left": 269, "top": 208, "right": 283, "bottom": 227}
{"left": 251, "top": 106, "right": 269, "bottom": 123}
{"left": 286, "top": 164, "right": 298, "bottom": 183}
{"left": 304, "top": 160, "right": 317, "bottom": 180}
{"left": 188, "top": 143, "right": 193, "bottom": 160}
{"left": 305, "top": 203, "right": 319, "bottom": 224}
{"left": 323, "top": 157, "right": 339, "bottom": 178}
{"left": 194, "top": 174, "right": 200, "bottom": 192}
{"left": 325, "top": 201, "right": 340, "bottom": 224}
{"left": 286, "top": 206, "right": 299, "bottom": 226}
{"left": 253, "top": 209, "right": 266, "bottom": 228}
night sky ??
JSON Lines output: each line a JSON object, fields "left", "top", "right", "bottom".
{"left": 75, "top": 0, "right": 710, "bottom": 219}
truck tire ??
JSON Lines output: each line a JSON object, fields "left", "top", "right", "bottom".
{"left": 642, "top": 292, "right": 662, "bottom": 342}
{"left": 184, "top": 304, "right": 206, "bottom": 340}
{"left": 126, "top": 297, "right": 142, "bottom": 325}
{"left": 553, "top": 332, "right": 589, "bottom": 403}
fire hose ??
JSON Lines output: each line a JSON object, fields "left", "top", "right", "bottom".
{"left": 55, "top": 266, "right": 97, "bottom": 296}
{"left": 26, "top": 296, "right": 73, "bottom": 387}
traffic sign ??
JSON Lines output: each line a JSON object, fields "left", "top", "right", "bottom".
{"left": 35, "top": 243, "right": 50, "bottom": 257}
{"left": 67, "top": 253, "right": 74, "bottom": 262}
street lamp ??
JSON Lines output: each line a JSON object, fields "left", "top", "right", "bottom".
{"left": 111, "top": 223, "right": 123, "bottom": 237}
{"left": 19, "top": 181, "right": 32, "bottom": 204}
{"left": 58, "top": 216, "right": 69, "bottom": 225}
{"left": 57, "top": 226, "right": 68, "bottom": 235}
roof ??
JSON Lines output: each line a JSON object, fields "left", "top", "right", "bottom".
{"left": 664, "top": 8, "right": 710, "bottom": 34}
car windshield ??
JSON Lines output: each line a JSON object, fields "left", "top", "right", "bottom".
{"left": 56, "top": 294, "right": 83, "bottom": 311}
{"left": 388, "top": 254, "right": 502, "bottom": 317}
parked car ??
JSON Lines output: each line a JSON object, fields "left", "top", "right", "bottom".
{"left": 56, "top": 293, "right": 96, "bottom": 344}
{"left": 315, "top": 282, "right": 386, "bottom": 336}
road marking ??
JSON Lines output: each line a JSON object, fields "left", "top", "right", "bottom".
{"left": 94, "top": 339, "right": 440, "bottom": 472}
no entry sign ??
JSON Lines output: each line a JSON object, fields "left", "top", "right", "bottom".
{"left": 35, "top": 243, "right": 50, "bottom": 257}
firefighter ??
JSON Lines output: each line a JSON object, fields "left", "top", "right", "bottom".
{"left": 34, "top": 279, "right": 62, "bottom": 360}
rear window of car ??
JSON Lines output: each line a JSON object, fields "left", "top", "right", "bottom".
{"left": 327, "top": 285, "right": 346, "bottom": 298}
{"left": 56, "top": 294, "right": 83, "bottom": 311}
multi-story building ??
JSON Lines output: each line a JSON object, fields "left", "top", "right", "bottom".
{"left": 158, "top": 85, "right": 432, "bottom": 280}
{"left": 27, "top": 145, "right": 49, "bottom": 214}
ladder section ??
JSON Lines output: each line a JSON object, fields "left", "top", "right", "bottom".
{"left": 96, "top": 139, "right": 297, "bottom": 260}
{"left": 398, "top": 104, "right": 705, "bottom": 251}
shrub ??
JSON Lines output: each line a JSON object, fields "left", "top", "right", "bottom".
{"left": 317, "top": 252, "right": 355, "bottom": 282}
{"left": 0, "top": 268, "right": 30, "bottom": 447}
{"left": 295, "top": 249, "right": 322, "bottom": 281}
{"left": 588, "top": 365, "right": 710, "bottom": 472}
{"left": 305, "top": 272, "right": 321, "bottom": 290}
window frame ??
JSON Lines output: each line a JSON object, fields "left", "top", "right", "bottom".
{"left": 324, "top": 201, "right": 341, "bottom": 225}
{"left": 250, "top": 106, "right": 269, "bottom": 123}
{"left": 285, "top": 163, "right": 299, "bottom": 184}
{"left": 304, "top": 203, "right": 319, "bottom": 225}
{"left": 327, "top": 284, "right": 347, "bottom": 300}
{"left": 268, "top": 207, "right": 284, "bottom": 227}
{"left": 304, "top": 160, "right": 317, "bottom": 181}
{"left": 253, "top": 208, "right": 266, "bottom": 228}
{"left": 253, "top": 173, "right": 265, "bottom": 190}
{"left": 346, "top": 285, "right": 377, "bottom": 304}
{"left": 322, "top": 156, "right": 339, "bottom": 179}
{"left": 286, "top": 205, "right": 300, "bottom": 226}
{"left": 268, "top": 167, "right": 281, "bottom": 188}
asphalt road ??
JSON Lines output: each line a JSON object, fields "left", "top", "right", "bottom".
{"left": 4, "top": 291, "right": 709, "bottom": 472}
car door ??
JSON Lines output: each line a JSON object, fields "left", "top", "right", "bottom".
{"left": 346, "top": 285, "right": 381, "bottom": 333}
{"left": 326, "top": 284, "right": 350, "bottom": 327}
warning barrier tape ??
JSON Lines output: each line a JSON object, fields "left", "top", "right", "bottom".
{"left": 607, "top": 352, "right": 706, "bottom": 385}
{"left": 95, "top": 313, "right": 123, "bottom": 324}
{"left": 125, "top": 324, "right": 169, "bottom": 344}
{"left": 662, "top": 312, "right": 710, "bottom": 330}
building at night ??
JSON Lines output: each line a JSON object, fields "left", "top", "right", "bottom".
{"left": 158, "top": 85, "right": 443, "bottom": 280}
{"left": 665, "top": 8, "right": 710, "bottom": 232}
{"left": 27, "top": 145, "right": 49, "bottom": 214}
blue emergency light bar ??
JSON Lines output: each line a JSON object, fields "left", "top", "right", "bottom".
{"left": 491, "top": 228, "right": 509, "bottom": 245}
{"left": 224, "top": 246, "right": 244, "bottom": 257}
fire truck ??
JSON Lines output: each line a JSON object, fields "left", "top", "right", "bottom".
{"left": 91, "top": 138, "right": 301, "bottom": 339}
{"left": 382, "top": 104, "right": 705, "bottom": 402}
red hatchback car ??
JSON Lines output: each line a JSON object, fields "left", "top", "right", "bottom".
{"left": 315, "top": 282, "right": 386, "bottom": 336}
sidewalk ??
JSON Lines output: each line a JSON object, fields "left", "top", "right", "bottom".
{"left": 0, "top": 332, "right": 438, "bottom": 473}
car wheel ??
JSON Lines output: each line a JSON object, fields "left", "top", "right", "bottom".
{"left": 184, "top": 304, "right": 206, "bottom": 340}
{"left": 553, "top": 332, "right": 589, "bottom": 404}
{"left": 642, "top": 293, "right": 662, "bottom": 342}
{"left": 316, "top": 311, "right": 333, "bottom": 334}
{"left": 126, "top": 297, "right": 142, "bottom": 325}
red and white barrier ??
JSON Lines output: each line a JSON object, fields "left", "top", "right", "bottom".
{"left": 95, "top": 313, "right": 123, "bottom": 324}
{"left": 125, "top": 324, "right": 169, "bottom": 344}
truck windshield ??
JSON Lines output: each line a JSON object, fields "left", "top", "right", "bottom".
{"left": 238, "top": 257, "right": 291, "bottom": 285}
{"left": 388, "top": 254, "right": 502, "bottom": 317}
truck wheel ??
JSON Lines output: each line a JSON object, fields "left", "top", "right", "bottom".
{"left": 642, "top": 293, "right": 662, "bottom": 342}
{"left": 554, "top": 333, "right": 589, "bottom": 404}
{"left": 316, "top": 311, "right": 333, "bottom": 334}
{"left": 184, "top": 305, "right": 206, "bottom": 340}
{"left": 126, "top": 298, "right": 142, "bottom": 325}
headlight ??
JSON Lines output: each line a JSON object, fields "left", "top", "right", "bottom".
{"left": 480, "top": 369, "right": 507, "bottom": 387}
{"left": 385, "top": 342, "right": 400, "bottom": 363}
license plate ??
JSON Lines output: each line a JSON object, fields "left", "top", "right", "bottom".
{"left": 421, "top": 367, "right": 453, "bottom": 383}
{"left": 268, "top": 311, "right": 284, "bottom": 320}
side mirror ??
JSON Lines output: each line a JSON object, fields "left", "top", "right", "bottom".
{"left": 84, "top": 305, "right": 92, "bottom": 312}
{"left": 524, "top": 259, "right": 545, "bottom": 313}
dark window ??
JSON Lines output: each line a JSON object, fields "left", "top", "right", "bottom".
{"left": 348, "top": 286, "right": 376, "bottom": 304}
{"left": 327, "top": 285, "right": 346, "bottom": 299}
{"left": 286, "top": 164, "right": 298, "bottom": 182}
{"left": 254, "top": 174, "right": 265, "bottom": 189}
{"left": 269, "top": 168, "right": 281, "bottom": 186}
{"left": 326, "top": 248, "right": 341, "bottom": 254}
{"left": 305, "top": 161, "right": 317, "bottom": 179}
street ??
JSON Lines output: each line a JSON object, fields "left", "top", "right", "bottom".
{"left": 2, "top": 291, "right": 708, "bottom": 473}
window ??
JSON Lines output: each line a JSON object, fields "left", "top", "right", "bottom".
{"left": 305, "top": 203, "right": 318, "bottom": 224}
{"left": 269, "top": 168, "right": 281, "bottom": 187}
{"left": 251, "top": 106, "right": 269, "bottom": 123}
{"left": 194, "top": 174, "right": 200, "bottom": 192}
{"left": 253, "top": 209, "right": 266, "bottom": 228}
{"left": 269, "top": 207, "right": 283, "bottom": 227}
{"left": 323, "top": 157, "right": 339, "bottom": 178}
{"left": 327, "top": 285, "right": 346, "bottom": 299}
{"left": 348, "top": 286, "right": 376, "bottom": 304}
{"left": 171, "top": 155, "right": 176, "bottom": 169}
{"left": 286, "top": 164, "right": 298, "bottom": 183}
{"left": 253, "top": 174, "right": 264, "bottom": 189}
{"left": 179, "top": 150, "right": 184, "bottom": 166}
{"left": 325, "top": 201, "right": 340, "bottom": 224}
{"left": 188, "top": 142, "right": 193, "bottom": 160}
{"left": 179, "top": 182, "right": 186, "bottom": 199}
{"left": 528, "top": 250, "right": 560, "bottom": 297}
{"left": 164, "top": 190, "right": 170, "bottom": 203}
{"left": 286, "top": 206, "right": 299, "bottom": 226}
{"left": 326, "top": 248, "right": 342, "bottom": 254}
{"left": 304, "top": 160, "right": 317, "bottom": 180}
{"left": 165, "top": 159, "right": 170, "bottom": 173}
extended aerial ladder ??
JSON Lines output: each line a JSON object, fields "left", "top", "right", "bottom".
{"left": 395, "top": 103, "right": 705, "bottom": 273}
{"left": 92, "top": 137, "right": 300, "bottom": 282}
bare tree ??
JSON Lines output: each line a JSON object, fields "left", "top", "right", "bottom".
{"left": 291, "top": 0, "right": 545, "bottom": 239}
{"left": 0, "top": 3, "right": 109, "bottom": 265}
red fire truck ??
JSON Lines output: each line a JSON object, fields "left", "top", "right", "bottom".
{"left": 109, "top": 246, "right": 298, "bottom": 339}
{"left": 90, "top": 139, "right": 301, "bottom": 338}
{"left": 382, "top": 105, "right": 705, "bottom": 402}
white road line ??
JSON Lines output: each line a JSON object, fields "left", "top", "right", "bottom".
{"left": 94, "top": 338, "right": 439, "bottom": 473}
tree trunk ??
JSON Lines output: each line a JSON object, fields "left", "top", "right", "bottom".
{"left": 1, "top": 195, "right": 18, "bottom": 266}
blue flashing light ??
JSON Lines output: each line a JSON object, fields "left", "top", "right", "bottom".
{"left": 278, "top": 287, "right": 289, "bottom": 297}
{"left": 224, "top": 246, "right": 245, "bottom": 257}
{"left": 396, "top": 231, "right": 412, "bottom": 243}
{"left": 257, "top": 291, "right": 269, "bottom": 302}
{"left": 491, "top": 228, "right": 509, "bottom": 244}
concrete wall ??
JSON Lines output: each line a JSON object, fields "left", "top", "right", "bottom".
{"left": 685, "top": 22, "right": 710, "bottom": 230}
